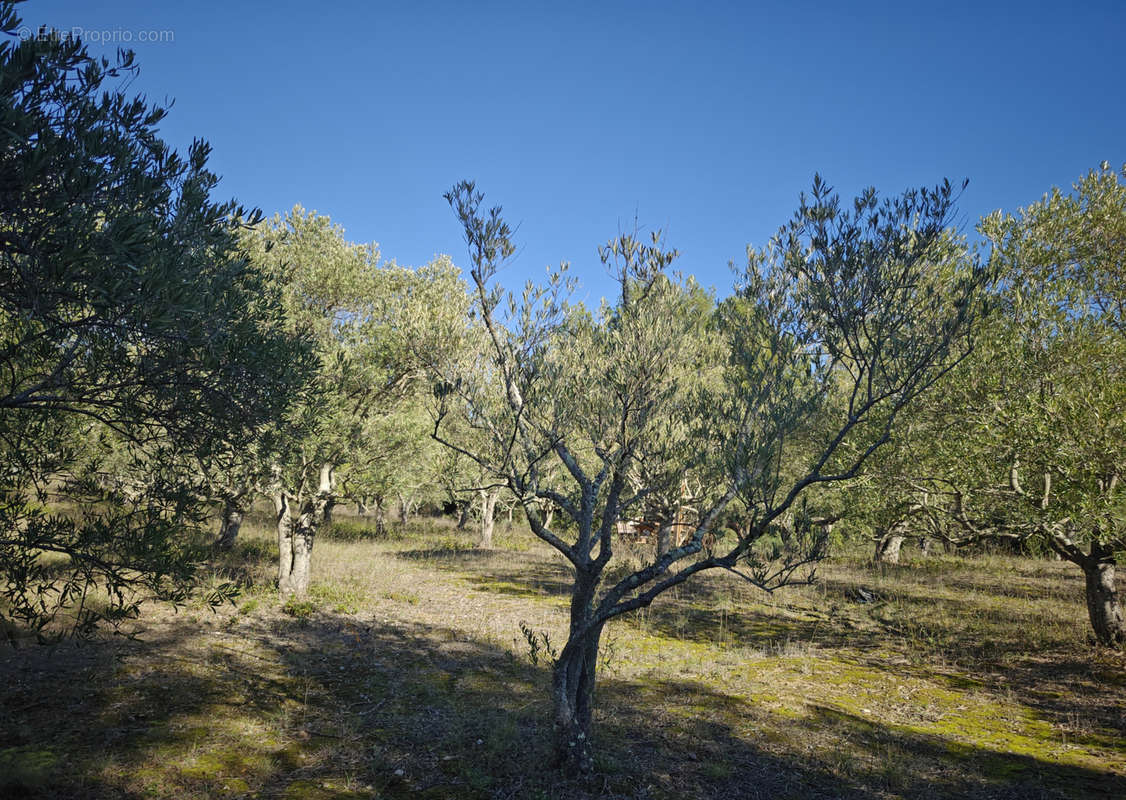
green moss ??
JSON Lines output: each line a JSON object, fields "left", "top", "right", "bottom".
{"left": 282, "top": 779, "right": 371, "bottom": 799}
{"left": 0, "top": 746, "right": 58, "bottom": 790}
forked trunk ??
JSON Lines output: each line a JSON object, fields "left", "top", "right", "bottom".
{"left": 552, "top": 623, "right": 603, "bottom": 775}
{"left": 1082, "top": 559, "right": 1125, "bottom": 648}
{"left": 277, "top": 463, "right": 334, "bottom": 598}
{"left": 874, "top": 530, "right": 905, "bottom": 564}
{"left": 216, "top": 499, "right": 244, "bottom": 550}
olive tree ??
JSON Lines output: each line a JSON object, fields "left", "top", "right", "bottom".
{"left": 876, "top": 165, "right": 1126, "bottom": 646}
{"left": 435, "top": 177, "right": 984, "bottom": 773}
{"left": 0, "top": 5, "right": 313, "bottom": 637}
{"left": 246, "top": 208, "right": 466, "bottom": 597}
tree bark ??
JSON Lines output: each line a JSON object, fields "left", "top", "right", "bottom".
{"left": 216, "top": 498, "right": 244, "bottom": 550}
{"left": 552, "top": 619, "right": 602, "bottom": 775}
{"left": 655, "top": 519, "right": 675, "bottom": 559}
{"left": 277, "top": 463, "right": 334, "bottom": 598}
{"left": 479, "top": 487, "right": 499, "bottom": 548}
{"left": 289, "top": 502, "right": 317, "bottom": 598}
{"left": 1081, "top": 558, "right": 1125, "bottom": 647}
{"left": 274, "top": 492, "right": 295, "bottom": 595}
{"left": 1048, "top": 535, "right": 1125, "bottom": 648}
{"left": 397, "top": 492, "right": 409, "bottom": 526}
{"left": 375, "top": 498, "right": 386, "bottom": 536}
{"left": 874, "top": 529, "right": 905, "bottom": 564}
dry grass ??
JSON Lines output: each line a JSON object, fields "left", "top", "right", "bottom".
{"left": 1, "top": 512, "right": 1124, "bottom": 799}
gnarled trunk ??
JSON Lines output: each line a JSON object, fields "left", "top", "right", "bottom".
{"left": 397, "top": 491, "right": 409, "bottom": 526}
{"left": 874, "top": 528, "right": 905, "bottom": 564}
{"left": 656, "top": 519, "right": 675, "bottom": 559}
{"left": 479, "top": 487, "right": 499, "bottom": 548}
{"left": 275, "top": 492, "right": 295, "bottom": 595}
{"left": 1082, "top": 559, "right": 1125, "bottom": 648}
{"left": 375, "top": 498, "right": 386, "bottom": 536}
{"left": 1049, "top": 535, "right": 1125, "bottom": 648}
{"left": 552, "top": 619, "right": 603, "bottom": 775}
{"left": 289, "top": 502, "right": 317, "bottom": 598}
{"left": 277, "top": 463, "right": 334, "bottom": 598}
{"left": 216, "top": 498, "right": 244, "bottom": 550}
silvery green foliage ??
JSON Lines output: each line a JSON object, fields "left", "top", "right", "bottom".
{"left": 437, "top": 177, "right": 983, "bottom": 772}
{"left": 0, "top": 3, "right": 313, "bottom": 638}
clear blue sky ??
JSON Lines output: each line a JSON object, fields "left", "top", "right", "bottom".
{"left": 21, "top": 0, "right": 1126, "bottom": 303}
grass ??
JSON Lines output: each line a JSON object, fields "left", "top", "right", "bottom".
{"left": 1, "top": 511, "right": 1124, "bottom": 799}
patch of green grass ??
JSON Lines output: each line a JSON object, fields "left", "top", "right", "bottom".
{"left": 282, "top": 597, "right": 317, "bottom": 619}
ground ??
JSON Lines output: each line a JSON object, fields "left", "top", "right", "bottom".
{"left": 1, "top": 514, "right": 1124, "bottom": 799}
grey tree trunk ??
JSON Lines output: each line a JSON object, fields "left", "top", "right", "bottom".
{"left": 1082, "top": 559, "right": 1125, "bottom": 647}
{"left": 397, "top": 492, "right": 409, "bottom": 526}
{"left": 655, "top": 519, "right": 675, "bottom": 559}
{"left": 375, "top": 499, "right": 386, "bottom": 535}
{"left": 274, "top": 492, "right": 295, "bottom": 595}
{"left": 290, "top": 503, "right": 317, "bottom": 598}
{"left": 277, "top": 463, "right": 334, "bottom": 598}
{"left": 216, "top": 498, "right": 244, "bottom": 550}
{"left": 356, "top": 497, "right": 369, "bottom": 515}
{"left": 552, "top": 590, "right": 603, "bottom": 775}
{"left": 874, "top": 530, "right": 905, "bottom": 564}
{"left": 479, "top": 487, "right": 499, "bottom": 548}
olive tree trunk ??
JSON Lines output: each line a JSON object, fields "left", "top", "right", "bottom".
{"left": 874, "top": 528, "right": 905, "bottom": 564}
{"left": 274, "top": 491, "right": 295, "bottom": 595}
{"left": 1082, "top": 558, "right": 1125, "bottom": 647}
{"left": 216, "top": 497, "right": 245, "bottom": 550}
{"left": 277, "top": 463, "right": 335, "bottom": 598}
{"left": 1049, "top": 536, "right": 1125, "bottom": 648}
{"left": 479, "top": 487, "right": 499, "bottom": 548}
{"left": 397, "top": 491, "right": 409, "bottom": 526}
{"left": 552, "top": 570, "right": 604, "bottom": 775}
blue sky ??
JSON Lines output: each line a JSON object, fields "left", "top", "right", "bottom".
{"left": 21, "top": 0, "right": 1126, "bottom": 303}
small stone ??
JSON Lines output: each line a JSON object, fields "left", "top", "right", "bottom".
{"left": 394, "top": 768, "right": 405, "bottom": 777}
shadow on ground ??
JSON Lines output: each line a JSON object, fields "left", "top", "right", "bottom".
{"left": 3, "top": 599, "right": 1124, "bottom": 800}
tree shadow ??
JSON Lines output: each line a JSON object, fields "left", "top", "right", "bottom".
{"left": 5, "top": 604, "right": 1123, "bottom": 800}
